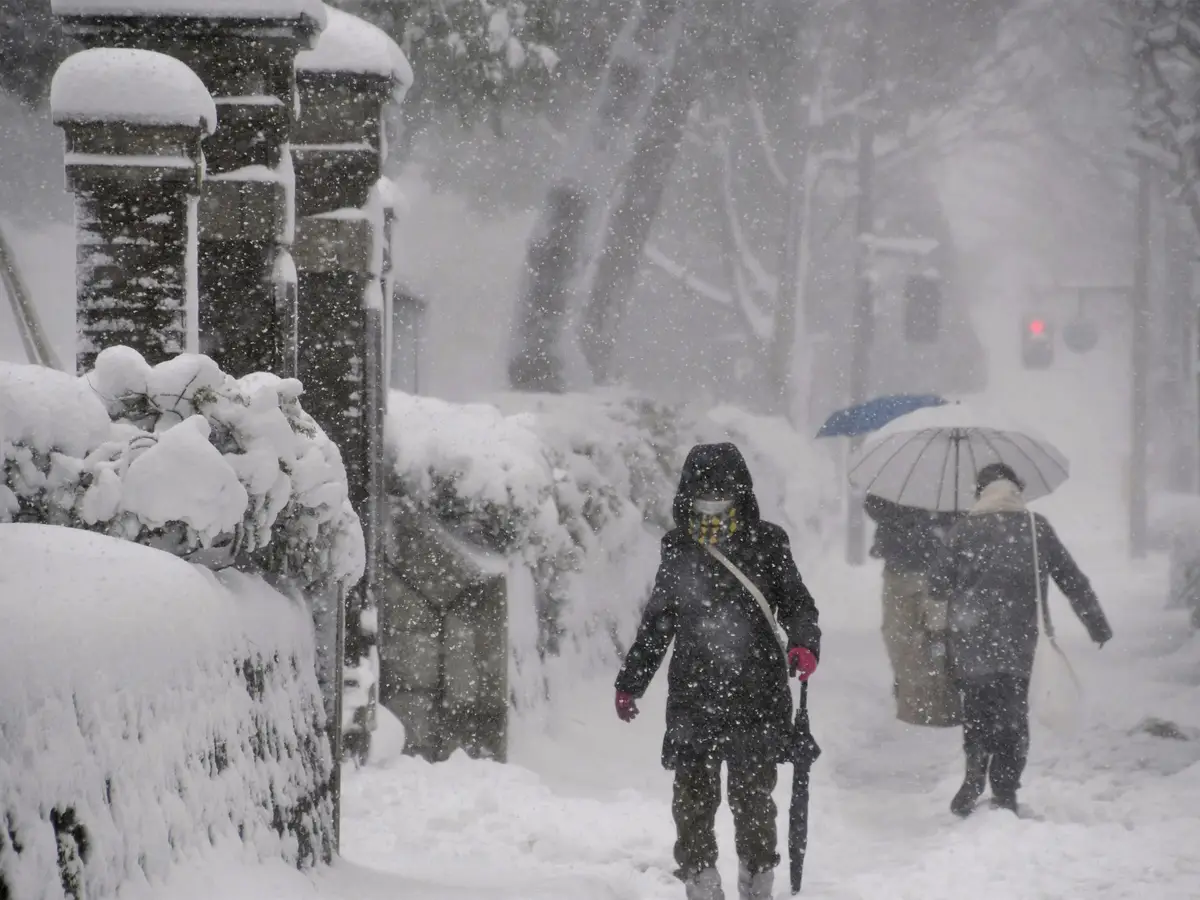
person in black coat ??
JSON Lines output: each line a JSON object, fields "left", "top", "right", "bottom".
{"left": 614, "top": 443, "right": 821, "bottom": 900}
{"left": 930, "top": 463, "right": 1112, "bottom": 817}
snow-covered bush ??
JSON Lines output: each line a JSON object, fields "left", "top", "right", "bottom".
{"left": 0, "top": 348, "right": 364, "bottom": 588}
{"left": 0, "top": 524, "right": 333, "bottom": 900}
{"left": 384, "top": 388, "right": 838, "bottom": 704}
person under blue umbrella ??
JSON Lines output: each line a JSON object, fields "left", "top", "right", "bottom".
{"left": 865, "top": 494, "right": 962, "bottom": 727}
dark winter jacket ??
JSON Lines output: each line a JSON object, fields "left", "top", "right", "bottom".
{"left": 615, "top": 443, "right": 821, "bottom": 769}
{"left": 865, "top": 495, "right": 958, "bottom": 575}
{"left": 929, "top": 499, "right": 1112, "bottom": 681}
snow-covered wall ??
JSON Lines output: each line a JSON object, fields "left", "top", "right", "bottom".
{"left": 0, "top": 524, "right": 333, "bottom": 900}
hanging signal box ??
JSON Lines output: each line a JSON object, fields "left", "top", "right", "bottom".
{"left": 1021, "top": 314, "right": 1054, "bottom": 369}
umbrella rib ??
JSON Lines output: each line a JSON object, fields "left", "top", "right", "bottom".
{"left": 894, "top": 429, "right": 946, "bottom": 507}
{"left": 993, "top": 434, "right": 1051, "bottom": 496}
{"left": 1008, "top": 430, "right": 1069, "bottom": 481}
{"left": 847, "top": 428, "right": 913, "bottom": 478}
{"left": 989, "top": 431, "right": 1055, "bottom": 496}
{"left": 974, "top": 429, "right": 1010, "bottom": 480}
{"left": 964, "top": 429, "right": 981, "bottom": 505}
{"left": 849, "top": 428, "right": 925, "bottom": 489}
{"left": 935, "top": 428, "right": 955, "bottom": 511}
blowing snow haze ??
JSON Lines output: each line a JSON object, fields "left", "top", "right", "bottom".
{"left": 3, "top": 0, "right": 1200, "bottom": 898}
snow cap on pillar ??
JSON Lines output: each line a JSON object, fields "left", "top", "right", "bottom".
{"left": 51, "top": 49, "right": 214, "bottom": 373}
{"left": 50, "top": 47, "right": 216, "bottom": 135}
{"left": 295, "top": 5, "right": 413, "bottom": 104}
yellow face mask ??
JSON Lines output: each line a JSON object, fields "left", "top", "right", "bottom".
{"left": 689, "top": 506, "right": 738, "bottom": 545}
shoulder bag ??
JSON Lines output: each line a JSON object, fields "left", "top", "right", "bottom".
{"left": 1028, "top": 511, "right": 1085, "bottom": 734}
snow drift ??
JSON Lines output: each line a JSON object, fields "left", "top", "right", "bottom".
{"left": 0, "top": 524, "right": 333, "bottom": 900}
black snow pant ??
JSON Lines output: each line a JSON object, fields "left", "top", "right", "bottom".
{"left": 672, "top": 756, "right": 779, "bottom": 880}
{"left": 959, "top": 675, "right": 1031, "bottom": 799}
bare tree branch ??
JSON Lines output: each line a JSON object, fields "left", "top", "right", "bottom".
{"left": 746, "top": 93, "right": 789, "bottom": 188}
{"left": 643, "top": 243, "right": 735, "bottom": 308}
{"left": 715, "top": 130, "right": 779, "bottom": 301}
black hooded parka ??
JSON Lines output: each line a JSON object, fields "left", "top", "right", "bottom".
{"left": 615, "top": 443, "right": 821, "bottom": 768}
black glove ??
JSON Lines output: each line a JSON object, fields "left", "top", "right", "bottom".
{"left": 1091, "top": 620, "right": 1113, "bottom": 648}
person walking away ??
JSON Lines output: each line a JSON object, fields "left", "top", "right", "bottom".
{"left": 864, "top": 495, "right": 961, "bottom": 726}
{"left": 931, "top": 463, "right": 1112, "bottom": 817}
{"left": 614, "top": 443, "right": 821, "bottom": 900}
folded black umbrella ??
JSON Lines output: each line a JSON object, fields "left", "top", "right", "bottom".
{"left": 790, "top": 683, "right": 820, "bottom": 895}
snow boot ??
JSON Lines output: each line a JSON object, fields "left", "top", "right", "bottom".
{"left": 951, "top": 751, "right": 989, "bottom": 818}
{"left": 684, "top": 868, "right": 724, "bottom": 900}
{"left": 737, "top": 863, "right": 773, "bottom": 900}
{"left": 990, "top": 791, "right": 1019, "bottom": 814}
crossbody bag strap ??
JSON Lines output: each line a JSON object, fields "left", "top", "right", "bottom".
{"left": 1028, "top": 510, "right": 1055, "bottom": 641}
{"left": 704, "top": 544, "right": 788, "bottom": 654}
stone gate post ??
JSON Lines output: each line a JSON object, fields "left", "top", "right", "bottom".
{"left": 292, "top": 5, "right": 411, "bottom": 758}
{"left": 50, "top": 47, "right": 214, "bottom": 373}
{"left": 53, "top": 0, "right": 326, "bottom": 378}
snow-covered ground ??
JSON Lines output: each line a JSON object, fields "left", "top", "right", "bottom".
{"left": 139, "top": 262, "right": 1200, "bottom": 896}
{"left": 129, "top": 537, "right": 1200, "bottom": 900}
{"left": 328, "top": 547, "right": 1200, "bottom": 900}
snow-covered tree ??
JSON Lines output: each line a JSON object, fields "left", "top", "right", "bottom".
{"left": 635, "top": 0, "right": 1019, "bottom": 420}
{"left": 1131, "top": 0, "right": 1200, "bottom": 237}
{"left": 0, "top": 0, "right": 67, "bottom": 103}
{"left": 338, "top": 0, "right": 561, "bottom": 133}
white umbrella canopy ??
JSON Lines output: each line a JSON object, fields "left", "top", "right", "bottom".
{"left": 847, "top": 401, "right": 1070, "bottom": 512}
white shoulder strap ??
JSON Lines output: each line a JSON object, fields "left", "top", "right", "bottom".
{"left": 705, "top": 544, "right": 788, "bottom": 653}
{"left": 1028, "top": 511, "right": 1083, "bottom": 689}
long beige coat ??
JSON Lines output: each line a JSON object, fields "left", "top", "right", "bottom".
{"left": 882, "top": 569, "right": 960, "bottom": 727}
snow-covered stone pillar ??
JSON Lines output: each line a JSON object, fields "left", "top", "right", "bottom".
{"left": 52, "top": 0, "right": 326, "bottom": 379}
{"left": 292, "top": 6, "right": 412, "bottom": 760}
{"left": 50, "top": 48, "right": 214, "bottom": 373}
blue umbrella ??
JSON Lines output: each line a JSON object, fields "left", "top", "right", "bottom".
{"left": 817, "top": 394, "right": 947, "bottom": 438}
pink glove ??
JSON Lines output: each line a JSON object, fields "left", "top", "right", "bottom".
{"left": 788, "top": 647, "right": 818, "bottom": 681}
{"left": 615, "top": 690, "right": 639, "bottom": 722}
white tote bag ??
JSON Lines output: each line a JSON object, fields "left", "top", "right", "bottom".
{"left": 1027, "top": 512, "right": 1085, "bottom": 734}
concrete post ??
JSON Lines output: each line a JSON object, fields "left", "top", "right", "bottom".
{"left": 50, "top": 47, "right": 214, "bottom": 373}
{"left": 379, "top": 498, "right": 508, "bottom": 763}
{"left": 292, "top": 6, "right": 411, "bottom": 759}
{"left": 53, "top": 0, "right": 326, "bottom": 378}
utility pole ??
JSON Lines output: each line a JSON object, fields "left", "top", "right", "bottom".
{"left": 768, "top": 129, "right": 805, "bottom": 418}
{"left": 509, "top": 0, "right": 695, "bottom": 391}
{"left": 846, "top": 0, "right": 879, "bottom": 566}
{"left": 1131, "top": 151, "right": 1151, "bottom": 558}
{"left": 1129, "top": 21, "right": 1151, "bottom": 560}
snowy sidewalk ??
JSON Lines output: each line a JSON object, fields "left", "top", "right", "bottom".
{"left": 332, "top": 550, "right": 1200, "bottom": 899}
{"left": 139, "top": 549, "right": 1200, "bottom": 899}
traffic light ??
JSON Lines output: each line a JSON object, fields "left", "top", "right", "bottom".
{"left": 904, "top": 274, "right": 941, "bottom": 343}
{"left": 1021, "top": 314, "right": 1054, "bottom": 368}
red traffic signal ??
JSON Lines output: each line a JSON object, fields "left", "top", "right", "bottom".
{"left": 1021, "top": 314, "right": 1053, "bottom": 368}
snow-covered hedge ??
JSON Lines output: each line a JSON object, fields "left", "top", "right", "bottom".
{"left": 0, "top": 524, "right": 333, "bottom": 900}
{"left": 384, "top": 389, "right": 838, "bottom": 704}
{"left": 0, "top": 348, "right": 364, "bottom": 588}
